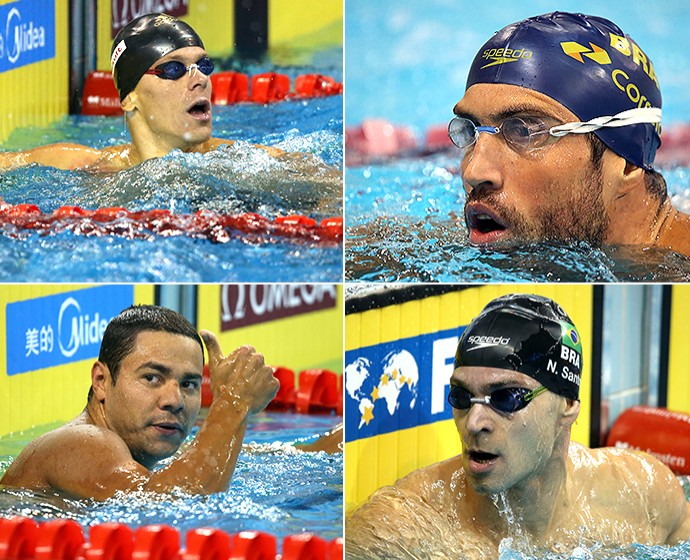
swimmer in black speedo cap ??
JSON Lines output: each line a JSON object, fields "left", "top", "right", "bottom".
{"left": 111, "top": 13, "right": 208, "bottom": 102}
{"left": 452, "top": 12, "right": 690, "bottom": 257}
{"left": 347, "top": 290, "right": 690, "bottom": 556}
{"left": 452, "top": 293, "right": 582, "bottom": 407}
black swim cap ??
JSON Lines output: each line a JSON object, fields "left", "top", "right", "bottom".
{"left": 466, "top": 12, "right": 662, "bottom": 170}
{"left": 454, "top": 294, "right": 582, "bottom": 400}
{"left": 111, "top": 13, "right": 205, "bottom": 101}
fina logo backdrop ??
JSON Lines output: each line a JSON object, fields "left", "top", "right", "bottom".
{"left": 0, "top": 0, "right": 56, "bottom": 73}
{"left": 5, "top": 286, "right": 134, "bottom": 375}
{"left": 344, "top": 326, "right": 466, "bottom": 443}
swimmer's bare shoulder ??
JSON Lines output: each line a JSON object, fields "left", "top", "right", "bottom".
{"left": 0, "top": 413, "right": 147, "bottom": 500}
{"left": 573, "top": 444, "right": 690, "bottom": 544}
{"left": 0, "top": 143, "right": 138, "bottom": 172}
{"left": 346, "top": 456, "right": 490, "bottom": 559}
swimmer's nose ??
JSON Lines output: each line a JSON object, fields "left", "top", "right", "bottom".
{"left": 187, "top": 65, "right": 209, "bottom": 90}
{"left": 461, "top": 134, "right": 504, "bottom": 195}
{"left": 463, "top": 399, "right": 495, "bottom": 435}
{"left": 160, "top": 382, "right": 185, "bottom": 413}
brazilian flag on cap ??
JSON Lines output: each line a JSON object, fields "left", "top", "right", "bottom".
{"left": 560, "top": 321, "right": 581, "bottom": 353}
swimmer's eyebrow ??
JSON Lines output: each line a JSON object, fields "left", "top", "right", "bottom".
{"left": 453, "top": 104, "right": 564, "bottom": 124}
{"left": 137, "top": 361, "right": 202, "bottom": 380}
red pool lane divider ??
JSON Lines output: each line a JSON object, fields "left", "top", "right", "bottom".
{"left": 606, "top": 405, "right": 690, "bottom": 476}
{"left": 82, "top": 71, "right": 343, "bottom": 116}
{"left": 201, "top": 366, "right": 342, "bottom": 415}
{"left": 0, "top": 203, "right": 342, "bottom": 245}
{"left": 0, "top": 517, "right": 343, "bottom": 560}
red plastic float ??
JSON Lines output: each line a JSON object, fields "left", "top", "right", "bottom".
{"left": 35, "top": 520, "right": 85, "bottom": 560}
{"left": 0, "top": 202, "right": 342, "bottom": 245}
{"left": 211, "top": 72, "right": 249, "bottom": 105}
{"left": 606, "top": 405, "right": 690, "bottom": 475}
{"left": 282, "top": 534, "right": 326, "bottom": 560}
{"left": 86, "top": 523, "right": 134, "bottom": 560}
{"left": 251, "top": 73, "right": 291, "bottom": 104}
{"left": 295, "top": 370, "right": 341, "bottom": 414}
{"left": 0, "top": 517, "right": 342, "bottom": 560}
{"left": 81, "top": 71, "right": 123, "bottom": 116}
{"left": 0, "top": 516, "right": 38, "bottom": 559}
{"left": 184, "top": 528, "right": 231, "bottom": 560}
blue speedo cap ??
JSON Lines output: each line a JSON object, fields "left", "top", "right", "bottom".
{"left": 466, "top": 12, "right": 662, "bottom": 170}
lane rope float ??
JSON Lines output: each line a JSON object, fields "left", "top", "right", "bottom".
{"left": 0, "top": 202, "right": 342, "bottom": 245}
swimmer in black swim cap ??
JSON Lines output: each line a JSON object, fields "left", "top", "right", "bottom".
{"left": 347, "top": 291, "right": 690, "bottom": 557}
{"left": 452, "top": 12, "right": 690, "bottom": 257}
{"left": 0, "top": 13, "right": 285, "bottom": 171}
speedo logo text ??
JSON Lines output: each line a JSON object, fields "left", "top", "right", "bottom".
{"left": 481, "top": 46, "right": 533, "bottom": 69}
{"left": 466, "top": 335, "right": 511, "bottom": 351}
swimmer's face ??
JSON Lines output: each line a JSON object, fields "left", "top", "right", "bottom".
{"left": 450, "top": 366, "right": 572, "bottom": 495}
{"left": 97, "top": 330, "right": 203, "bottom": 469}
{"left": 454, "top": 84, "right": 617, "bottom": 247}
{"left": 126, "top": 46, "right": 213, "bottom": 152}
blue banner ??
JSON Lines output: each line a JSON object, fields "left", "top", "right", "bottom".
{"left": 6, "top": 286, "right": 134, "bottom": 375}
{"left": 0, "top": 0, "right": 56, "bottom": 73}
{"left": 344, "top": 326, "right": 467, "bottom": 443}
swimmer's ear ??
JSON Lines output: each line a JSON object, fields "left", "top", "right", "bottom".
{"left": 91, "top": 361, "right": 110, "bottom": 403}
{"left": 617, "top": 160, "right": 645, "bottom": 195}
{"left": 560, "top": 398, "right": 580, "bottom": 427}
{"left": 121, "top": 92, "right": 138, "bottom": 114}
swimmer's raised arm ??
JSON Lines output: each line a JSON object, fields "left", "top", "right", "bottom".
{"left": 142, "top": 334, "right": 279, "bottom": 494}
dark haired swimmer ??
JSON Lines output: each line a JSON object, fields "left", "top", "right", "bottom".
{"left": 346, "top": 294, "right": 690, "bottom": 559}
{"left": 1, "top": 305, "right": 283, "bottom": 500}
{"left": 0, "top": 14, "right": 284, "bottom": 172}
{"left": 453, "top": 12, "right": 690, "bottom": 256}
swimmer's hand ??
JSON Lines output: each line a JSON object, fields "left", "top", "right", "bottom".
{"left": 200, "top": 330, "right": 279, "bottom": 416}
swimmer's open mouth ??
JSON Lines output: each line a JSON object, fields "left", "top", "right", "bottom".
{"left": 468, "top": 450, "right": 499, "bottom": 463}
{"left": 187, "top": 99, "right": 211, "bottom": 118}
{"left": 465, "top": 204, "right": 508, "bottom": 244}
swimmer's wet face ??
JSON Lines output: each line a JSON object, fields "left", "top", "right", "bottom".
{"left": 125, "top": 46, "right": 214, "bottom": 152}
{"left": 451, "top": 366, "right": 570, "bottom": 495}
{"left": 94, "top": 330, "right": 203, "bottom": 469}
{"left": 455, "top": 84, "right": 610, "bottom": 247}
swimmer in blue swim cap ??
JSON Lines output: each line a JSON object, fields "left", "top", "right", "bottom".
{"left": 450, "top": 12, "right": 690, "bottom": 256}
{"left": 0, "top": 14, "right": 285, "bottom": 171}
{"left": 347, "top": 293, "right": 690, "bottom": 558}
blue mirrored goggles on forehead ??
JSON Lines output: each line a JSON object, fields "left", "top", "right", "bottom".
{"left": 447, "top": 384, "right": 548, "bottom": 414}
{"left": 145, "top": 56, "right": 214, "bottom": 80}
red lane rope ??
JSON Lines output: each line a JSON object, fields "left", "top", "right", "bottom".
{"left": 0, "top": 202, "right": 342, "bottom": 245}
{"left": 0, "top": 517, "right": 344, "bottom": 560}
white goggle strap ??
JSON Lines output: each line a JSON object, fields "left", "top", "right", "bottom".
{"left": 549, "top": 107, "right": 662, "bottom": 137}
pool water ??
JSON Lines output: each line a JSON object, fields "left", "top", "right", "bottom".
{"left": 345, "top": 153, "right": 690, "bottom": 282}
{"left": 0, "top": 412, "right": 343, "bottom": 544}
{"left": 0, "top": 52, "right": 343, "bottom": 282}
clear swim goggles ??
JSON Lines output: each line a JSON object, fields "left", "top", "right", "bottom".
{"left": 447, "top": 384, "right": 548, "bottom": 414}
{"left": 447, "top": 107, "right": 661, "bottom": 154}
{"left": 145, "top": 56, "right": 215, "bottom": 80}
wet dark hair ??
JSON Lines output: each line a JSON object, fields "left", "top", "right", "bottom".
{"left": 88, "top": 305, "right": 203, "bottom": 401}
